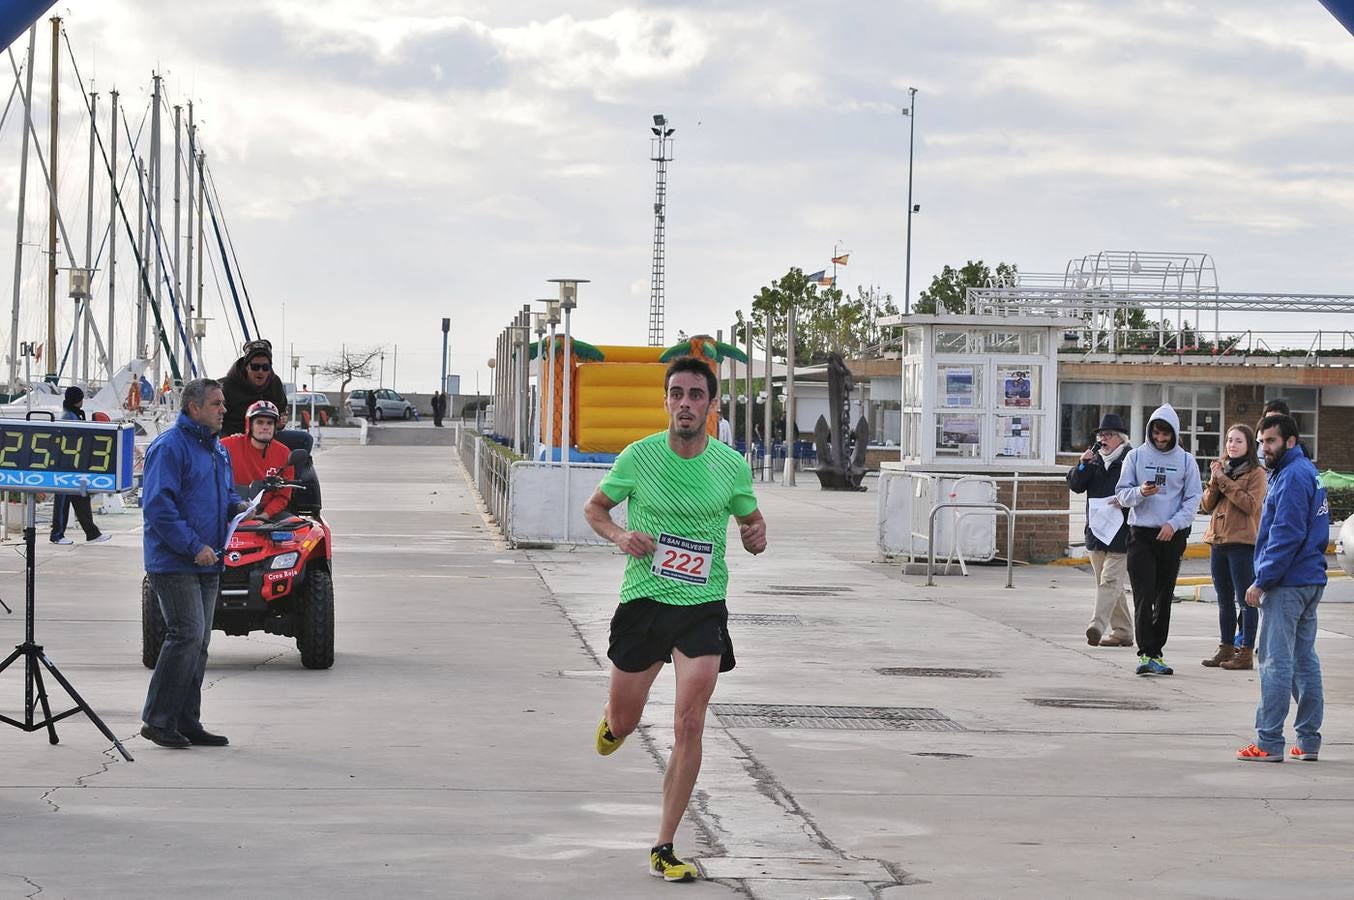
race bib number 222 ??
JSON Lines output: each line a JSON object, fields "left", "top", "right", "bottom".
{"left": 651, "top": 533, "right": 714, "bottom": 585}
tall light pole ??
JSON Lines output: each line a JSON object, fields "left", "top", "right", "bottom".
{"left": 647, "top": 114, "right": 674, "bottom": 346}
{"left": 536, "top": 298, "right": 561, "bottom": 462}
{"left": 903, "top": 87, "right": 918, "bottom": 315}
{"left": 440, "top": 317, "right": 450, "bottom": 396}
{"left": 549, "top": 278, "right": 588, "bottom": 540}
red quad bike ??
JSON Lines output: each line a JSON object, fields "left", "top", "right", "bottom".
{"left": 141, "top": 445, "right": 335, "bottom": 670}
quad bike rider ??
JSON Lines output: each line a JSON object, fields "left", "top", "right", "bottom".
{"left": 142, "top": 401, "right": 334, "bottom": 669}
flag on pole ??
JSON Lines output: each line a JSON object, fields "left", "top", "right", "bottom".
{"left": 831, "top": 253, "right": 850, "bottom": 266}
{"left": 817, "top": 275, "right": 835, "bottom": 287}
{"left": 806, "top": 270, "right": 826, "bottom": 282}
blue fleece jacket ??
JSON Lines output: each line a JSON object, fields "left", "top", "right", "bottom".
{"left": 1114, "top": 404, "right": 1202, "bottom": 532}
{"left": 1253, "top": 443, "right": 1328, "bottom": 590}
{"left": 142, "top": 412, "right": 242, "bottom": 574}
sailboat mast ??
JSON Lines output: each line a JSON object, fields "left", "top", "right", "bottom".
{"left": 45, "top": 15, "right": 58, "bottom": 380}
{"left": 172, "top": 103, "right": 182, "bottom": 376}
{"left": 185, "top": 101, "right": 194, "bottom": 369}
{"left": 195, "top": 150, "right": 205, "bottom": 365}
{"left": 82, "top": 89, "right": 96, "bottom": 382}
{"left": 150, "top": 72, "right": 162, "bottom": 389}
{"left": 108, "top": 89, "right": 117, "bottom": 375}
{"left": 8, "top": 26, "right": 37, "bottom": 393}
{"left": 135, "top": 156, "right": 146, "bottom": 361}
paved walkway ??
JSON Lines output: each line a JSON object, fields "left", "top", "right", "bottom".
{"left": 1, "top": 436, "right": 1352, "bottom": 898}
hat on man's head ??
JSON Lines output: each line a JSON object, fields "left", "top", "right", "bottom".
{"left": 64, "top": 386, "right": 84, "bottom": 405}
{"left": 242, "top": 338, "right": 273, "bottom": 360}
{"left": 1094, "top": 413, "right": 1126, "bottom": 434}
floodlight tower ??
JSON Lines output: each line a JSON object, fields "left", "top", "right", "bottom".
{"left": 648, "top": 113, "right": 675, "bottom": 346}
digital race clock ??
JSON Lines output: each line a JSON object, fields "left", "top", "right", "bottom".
{"left": 0, "top": 418, "right": 135, "bottom": 493}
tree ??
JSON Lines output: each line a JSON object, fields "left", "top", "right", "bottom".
{"left": 737, "top": 268, "right": 900, "bottom": 366}
{"left": 914, "top": 260, "right": 1019, "bottom": 314}
{"left": 321, "top": 346, "right": 381, "bottom": 423}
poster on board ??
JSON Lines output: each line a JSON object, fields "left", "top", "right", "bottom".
{"left": 944, "top": 368, "right": 974, "bottom": 408}
{"left": 1000, "top": 367, "right": 1032, "bottom": 408}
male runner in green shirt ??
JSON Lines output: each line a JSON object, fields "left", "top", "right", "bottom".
{"left": 583, "top": 355, "right": 767, "bottom": 883}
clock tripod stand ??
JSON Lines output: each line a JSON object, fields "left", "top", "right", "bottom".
{"left": 0, "top": 491, "right": 133, "bottom": 761}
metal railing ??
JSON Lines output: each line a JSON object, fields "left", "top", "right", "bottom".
{"left": 927, "top": 502, "right": 1014, "bottom": 588}
{"left": 456, "top": 427, "right": 515, "bottom": 538}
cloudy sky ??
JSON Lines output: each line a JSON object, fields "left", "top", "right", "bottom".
{"left": 0, "top": 0, "right": 1352, "bottom": 393}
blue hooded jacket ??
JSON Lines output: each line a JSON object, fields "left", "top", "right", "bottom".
{"left": 142, "top": 412, "right": 242, "bottom": 574}
{"left": 1252, "top": 443, "right": 1328, "bottom": 590}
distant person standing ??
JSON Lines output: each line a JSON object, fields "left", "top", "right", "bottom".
{"left": 1115, "top": 404, "right": 1202, "bottom": 676}
{"left": 717, "top": 412, "right": 733, "bottom": 446}
{"left": 1067, "top": 414, "right": 1132, "bottom": 647}
{"left": 1200, "top": 425, "right": 1266, "bottom": 670}
{"left": 365, "top": 389, "right": 378, "bottom": 424}
{"left": 140, "top": 379, "right": 244, "bottom": 749}
{"left": 1236, "top": 413, "right": 1328, "bottom": 763}
{"left": 49, "top": 387, "right": 109, "bottom": 545}
{"left": 432, "top": 390, "right": 445, "bottom": 428}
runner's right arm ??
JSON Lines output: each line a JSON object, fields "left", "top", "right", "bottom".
{"left": 583, "top": 489, "right": 656, "bottom": 558}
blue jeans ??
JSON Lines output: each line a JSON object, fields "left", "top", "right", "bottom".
{"left": 1254, "top": 584, "right": 1324, "bottom": 755}
{"left": 142, "top": 571, "right": 219, "bottom": 732}
{"left": 1210, "top": 543, "right": 1257, "bottom": 647}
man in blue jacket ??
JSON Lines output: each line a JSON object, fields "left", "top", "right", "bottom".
{"left": 1115, "top": 404, "right": 1202, "bottom": 676}
{"left": 140, "top": 379, "right": 245, "bottom": 749}
{"left": 1236, "top": 413, "right": 1328, "bottom": 763}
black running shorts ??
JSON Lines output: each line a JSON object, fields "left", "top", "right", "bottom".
{"left": 607, "top": 598, "right": 735, "bottom": 674}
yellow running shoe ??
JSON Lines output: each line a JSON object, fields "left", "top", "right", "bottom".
{"left": 649, "top": 843, "right": 697, "bottom": 882}
{"left": 595, "top": 717, "right": 625, "bottom": 756}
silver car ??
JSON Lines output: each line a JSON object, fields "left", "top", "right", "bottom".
{"left": 347, "top": 388, "right": 415, "bottom": 421}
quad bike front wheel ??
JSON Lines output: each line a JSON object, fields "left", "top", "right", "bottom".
{"left": 297, "top": 568, "right": 335, "bottom": 669}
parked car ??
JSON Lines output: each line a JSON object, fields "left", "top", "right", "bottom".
{"left": 347, "top": 388, "right": 415, "bottom": 421}
{"left": 287, "top": 392, "right": 336, "bottom": 427}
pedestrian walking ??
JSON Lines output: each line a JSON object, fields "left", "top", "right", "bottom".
{"left": 583, "top": 356, "right": 766, "bottom": 882}
{"left": 49, "top": 386, "right": 110, "bottom": 545}
{"left": 365, "top": 388, "right": 378, "bottom": 424}
{"left": 1066, "top": 413, "right": 1132, "bottom": 647}
{"left": 1200, "top": 424, "right": 1266, "bottom": 670}
{"left": 1114, "top": 404, "right": 1202, "bottom": 676}
{"left": 432, "top": 390, "right": 445, "bottom": 427}
{"left": 1236, "top": 413, "right": 1328, "bottom": 763}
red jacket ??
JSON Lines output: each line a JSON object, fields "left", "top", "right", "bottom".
{"left": 220, "top": 434, "right": 294, "bottom": 518}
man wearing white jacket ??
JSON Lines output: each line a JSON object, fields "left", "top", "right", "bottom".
{"left": 1115, "top": 404, "right": 1203, "bottom": 676}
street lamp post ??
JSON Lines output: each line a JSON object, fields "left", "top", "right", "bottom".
{"left": 307, "top": 364, "right": 318, "bottom": 443}
{"left": 548, "top": 278, "right": 589, "bottom": 540}
{"left": 903, "top": 87, "right": 918, "bottom": 315}
{"left": 486, "top": 357, "right": 496, "bottom": 434}
{"left": 536, "top": 298, "right": 560, "bottom": 463}
{"left": 290, "top": 352, "right": 300, "bottom": 423}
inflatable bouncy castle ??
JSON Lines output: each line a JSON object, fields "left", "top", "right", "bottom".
{"left": 529, "top": 333, "right": 747, "bottom": 459}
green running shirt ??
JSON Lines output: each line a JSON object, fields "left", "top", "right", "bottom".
{"left": 598, "top": 431, "right": 758, "bottom": 605}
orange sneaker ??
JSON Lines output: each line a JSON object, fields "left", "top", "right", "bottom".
{"left": 1290, "top": 746, "right": 1319, "bottom": 762}
{"left": 1236, "top": 743, "right": 1282, "bottom": 762}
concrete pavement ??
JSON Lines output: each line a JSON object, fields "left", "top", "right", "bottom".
{"left": 0, "top": 433, "right": 1351, "bottom": 898}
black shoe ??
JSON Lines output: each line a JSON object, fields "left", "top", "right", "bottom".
{"left": 180, "top": 727, "right": 229, "bottom": 747}
{"left": 140, "top": 724, "right": 191, "bottom": 748}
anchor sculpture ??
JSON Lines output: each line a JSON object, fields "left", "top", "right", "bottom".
{"left": 813, "top": 352, "right": 870, "bottom": 491}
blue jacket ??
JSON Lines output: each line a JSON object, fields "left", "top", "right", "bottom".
{"left": 1253, "top": 444, "right": 1328, "bottom": 590}
{"left": 142, "top": 412, "right": 242, "bottom": 574}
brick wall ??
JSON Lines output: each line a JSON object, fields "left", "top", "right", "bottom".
{"left": 1318, "top": 405, "right": 1354, "bottom": 471}
{"left": 995, "top": 479, "right": 1069, "bottom": 563}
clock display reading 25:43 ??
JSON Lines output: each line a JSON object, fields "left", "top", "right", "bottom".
{"left": 0, "top": 420, "right": 136, "bottom": 493}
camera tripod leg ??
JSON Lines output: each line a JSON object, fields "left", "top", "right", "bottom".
{"left": 28, "top": 658, "right": 59, "bottom": 744}
{"left": 37, "top": 652, "right": 133, "bottom": 762}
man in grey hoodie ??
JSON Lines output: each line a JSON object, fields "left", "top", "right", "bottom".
{"left": 1115, "top": 404, "right": 1203, "bottom": 676}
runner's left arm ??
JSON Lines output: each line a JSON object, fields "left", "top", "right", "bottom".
{"left": 735, "top": 509, "right": 766, "bottom": 554}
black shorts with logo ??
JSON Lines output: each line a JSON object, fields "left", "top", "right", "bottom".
{"left": 607, "top": 598, "right": 735, "bottom": 674}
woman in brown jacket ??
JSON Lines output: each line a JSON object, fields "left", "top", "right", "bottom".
{"left": 1200, "top": 424, "right": 1268, "bottom": 669}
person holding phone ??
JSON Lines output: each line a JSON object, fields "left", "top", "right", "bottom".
{"left": 1115, "top": 404, "right": 1202, "bottom": 676}
{"left": 1200, "top": 425, "right": 1267, "bottom": 670}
